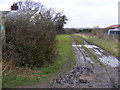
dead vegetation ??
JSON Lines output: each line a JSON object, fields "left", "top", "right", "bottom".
{"left": 91, "top": 28, "right": 119, "bottom": 43}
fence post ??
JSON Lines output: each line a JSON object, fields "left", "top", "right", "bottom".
{"left": 0, "top": 12, "right": 2, "bottom": 90}
{"left": 1, "top": 12, "right": 7, "bottom": 45}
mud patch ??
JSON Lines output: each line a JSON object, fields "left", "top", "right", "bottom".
{"left": 50, "top": 36, "right": 119, "bottom": 88}
{"left": 50, "top": 66, "right": 93, "bottom": 88}
{"left": 73, "top": 44, "right": 119, "bottom": 67}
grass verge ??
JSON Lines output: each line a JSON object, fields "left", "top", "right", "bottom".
{"left": 2, "top": 34, "right": 75, "bottom": 88}
{"left": 72, "top": 35, "right": 84, "bottom": 45}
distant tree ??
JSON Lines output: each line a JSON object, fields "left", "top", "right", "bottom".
{"left": 93, "top": 25, "right": 100, "bottom": 29}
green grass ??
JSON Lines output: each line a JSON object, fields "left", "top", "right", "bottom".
{"left": 2, "top": 34, "right": 75, "bottom": 88}
{"left": 72, "top": 35, "right": 84, "bottom": 45}
{"left": 78, "top": 34, "right": 119, "bottom": 58}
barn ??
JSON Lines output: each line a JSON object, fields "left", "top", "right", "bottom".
{"left": 107, "top": 25, "right": 120, "bottom": 35}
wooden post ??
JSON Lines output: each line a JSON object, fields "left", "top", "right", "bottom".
{"left": 1, "top": 14, "right": 5, "bottom": 45}
{"left": 0, "top": 11, "right": 9, "bottom": 45}
{"left": 0, "top": 13, "right": 3, "bottom": 60}
{"left": 0, "top": 12, "right": 2, "bottom": 90}
{"left": 0, "top": 11, "right": 9, "bottom": 90}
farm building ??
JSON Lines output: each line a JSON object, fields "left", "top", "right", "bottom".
{"left": 107, "top": 24, "right": 120, "bottom": 35}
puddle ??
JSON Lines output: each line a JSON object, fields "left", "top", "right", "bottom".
{"left": 72, "top": 45, "right": 82, "bottom": 47}
{"left": 89, "top": 47, "right": 119, "bottom": 67}
{"left": 99, "top": 56, "right": 119, "bottom": 67}
{"left": 72, "top": 45, "right": 99, "bottom": 49}
{"left": 86, "top": 57, "right": 94, "bottom": 64}
{"left": 99, "top": 49, "right": 104, "bottom": 52}
{"left": 90, "top": 48, "right": 102, "bottom": 56}
{"left": 72, "top": 44, "right": 120, "bottom": 67}
{"left": 84, "top": 45, "right": 99, "bottom": 49}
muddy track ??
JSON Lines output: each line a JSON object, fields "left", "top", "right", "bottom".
{"left": 50, "top": 35, "right": 119, "bottom": 88}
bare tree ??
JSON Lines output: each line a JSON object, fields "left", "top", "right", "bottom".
{"left": 12, "top": 0, "right": 68, "bottom": 34}
{"left": 16, "top": 0, "right": 43, "bottom": 11}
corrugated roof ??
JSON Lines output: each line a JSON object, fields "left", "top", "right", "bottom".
{"left": 107, "top": 24, "right": 120, "bottom": 29}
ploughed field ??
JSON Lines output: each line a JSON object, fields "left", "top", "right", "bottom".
{"left": 50, "top": 35, "right": 119, "bottom": 88}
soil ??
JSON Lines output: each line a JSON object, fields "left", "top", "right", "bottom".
{"left": 50, "top": 36, "right": 119, "bottom": 88}
{"left": 24, "top": 36, "right": 119, "bottom": 88}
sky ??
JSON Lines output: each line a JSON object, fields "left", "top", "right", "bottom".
{"left": 0, "top": 0, "right": 119, "bottom": 28}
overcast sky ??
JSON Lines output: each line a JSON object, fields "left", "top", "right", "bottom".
{"left": 0, "top": 0, "right": 119, "bottom": 28}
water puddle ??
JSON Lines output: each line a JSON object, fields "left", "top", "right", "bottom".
{"left": 90, "top": 48, "right": 103, "bottom": 56}
{"left": 72, "top": 45, "right": 99, "bottom": 48}
{"left": 72, "top": 44, "right": 120, "bottom": 67}
{"left": 72, "top": 45, "right": 82, "bottom": 47}
{"left": 89, "top": 47, "right": 119, "bottom": 67}
{"left": 85, "top": 57, "right": 94, "bottom": 64}
{"left": 99, "top": 56, "right": 119, "bottom": 67}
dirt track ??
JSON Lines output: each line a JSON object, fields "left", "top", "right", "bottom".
{"left": 50, "top": 36, "right": 119, "bottom": 88}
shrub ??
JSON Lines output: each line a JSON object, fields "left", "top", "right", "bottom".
{"left": 3, "top": 13, "right": 56, "bottom": 68}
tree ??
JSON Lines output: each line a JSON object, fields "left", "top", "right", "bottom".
{"left": 12, "top": 0, "right": 68, "bottom": 34}
{"left": 54, "top": 13, "right": 68, "bottom": 33}
{"left": 16, "top": 0, "right": 43, "bottom": 11}
{"left": 93, "top": 25, "right": 100, "bottom": 29}
{"left": 4, "top": 0, "right": 68, "bottom": 69}
{"left": 56, "top": 15, "right": 68, "bottom": 29}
